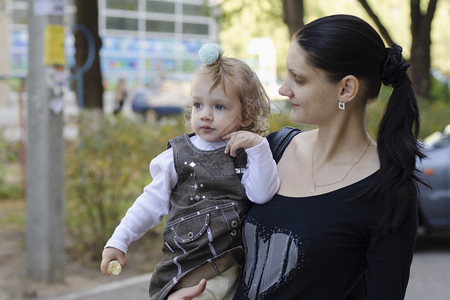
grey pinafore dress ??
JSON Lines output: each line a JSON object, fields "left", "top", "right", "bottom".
{"left": 149, "top": 133, "right": 250, "bottom": 299}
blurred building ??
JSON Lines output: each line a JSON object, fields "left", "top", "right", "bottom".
{"left": 5, "top": 0, "right": 219, "bottom": 90}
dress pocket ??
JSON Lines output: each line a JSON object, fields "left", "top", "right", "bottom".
{"left": 171, "top": 213, "right": 211, "bottom": 244}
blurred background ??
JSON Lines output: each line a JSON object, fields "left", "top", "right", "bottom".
{"left": 0, "top": 0, "right": 449, "bottom": 299}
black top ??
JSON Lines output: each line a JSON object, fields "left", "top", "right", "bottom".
{"left": 234, "top": 171, "right": 418, "bottom": 300}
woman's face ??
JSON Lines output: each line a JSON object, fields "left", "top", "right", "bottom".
{"left": 278, "top": 41, "right": 341, "bottom": 126}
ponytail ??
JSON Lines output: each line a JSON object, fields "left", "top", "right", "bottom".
{"left": 370, "top": 44, "right": 427, "bottom": 232}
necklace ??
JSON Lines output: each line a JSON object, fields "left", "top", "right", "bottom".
{"left": 310, "top": 140, "right": 371, "bottom": 193}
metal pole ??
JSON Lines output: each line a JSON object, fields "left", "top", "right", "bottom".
{"left": 26, "top": 0, "right": 65, "bottom": 282}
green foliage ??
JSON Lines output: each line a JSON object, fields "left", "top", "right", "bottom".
{"left": 418, "top": 73, "right": 450, "bottom": 137}
{"left": 365, "top": 86, "right": 391, "bottom": 140}
{"left": 430, "top": 74, "right": 450, "bottom": 103}
{"left": 0, "top": 134, "right": 22, "bottom": 200}
{"left": 419, "top": 101, "right": 450, "bottom": 138}
{"left": 65, "top": 114, "right": 186, "bottom": 260}
{"left": 366, "top": 85, "right": 450, "bottom": 140}
{"left": 220, "top": 0, "right": 290, "bottom": 76}
{"left": 220, "top": 0, "right": 450, "bottom": 81}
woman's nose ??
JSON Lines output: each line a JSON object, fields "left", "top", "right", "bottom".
{"left": 278, "top": 81, "right": 293, "bottom": 98}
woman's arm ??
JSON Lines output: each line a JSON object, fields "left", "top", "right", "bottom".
{"left": 364, "top": 203, "right": 418, "bottom": 299}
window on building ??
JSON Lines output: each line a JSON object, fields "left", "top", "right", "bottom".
{"left": 147, "top": 0, "right": 175, "bottom": 14}
{"left": 106, "top": 17, "right": 139, "bottom": 31}
{"left": 146, "top": 20, "right": 175, "bottom": 33}
{"left": 183, "top": 23, "right": 209, "bottom": 35}
{"left": 183, "top": 4, "right": 208, "bottom": 16}
{"left": 106, "top": 0, "right": 139, "bottom": 10}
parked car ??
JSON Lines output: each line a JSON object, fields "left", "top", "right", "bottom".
{"left": 417, "top": 125, "right": 450, "bottom": 234}
{"left": 131, "top": 74, "right": 192, "bottom": 122}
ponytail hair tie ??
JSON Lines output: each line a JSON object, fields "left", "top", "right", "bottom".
{"left": 198, "top": 43, "right": 224, "bottom": 65}
{"left": 381, "top": 44, "right": 410, "bottom": 88}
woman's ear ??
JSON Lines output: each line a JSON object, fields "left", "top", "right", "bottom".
{"left": 338, "top": 75, "right": 359, "bottom": 104}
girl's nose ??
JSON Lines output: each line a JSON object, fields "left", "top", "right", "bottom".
{"left": 200, "top": 108, "right": 213, "bottom": 121}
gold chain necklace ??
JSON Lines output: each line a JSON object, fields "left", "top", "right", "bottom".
{"left": 311, "top": 140, "right": 371, "bottom": 193}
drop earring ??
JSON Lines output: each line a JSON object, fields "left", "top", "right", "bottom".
{"left": 338, "top": 100, "right": 345, "bottom": 110}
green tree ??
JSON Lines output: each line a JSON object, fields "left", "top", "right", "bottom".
{"left": 222, "top": 0, "right": 442, "bottom": 101}
{"left": 220, "top": 0, "right": 291, "bottom": 76}
{"left": 356, "top": 0, "right": 439, "bottom": 100}
{"left": 282, "top": 0, "right": 305, "bottom": 36}
{"left": 409, "top": 0, "right": 438, "bottom": 100}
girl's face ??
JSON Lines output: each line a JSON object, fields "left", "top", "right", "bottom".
{"left": 278, "top": 41, "right": 341, "bottom": 126}
{"left": 190, "top": 74, "right": 245, "bottom": 143}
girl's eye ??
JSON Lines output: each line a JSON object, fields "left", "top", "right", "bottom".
{"left": 215, "top": 104, "right": 225, "bottom": 110}
{"left": 192, "top": 102, "right": 202, "bottom": 109}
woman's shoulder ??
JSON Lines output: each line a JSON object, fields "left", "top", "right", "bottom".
{"left": 286, "top": 129, "right": 316, "bottom": 150}
{"left": 267, "top": 127, "right": 315, "bottom": 162}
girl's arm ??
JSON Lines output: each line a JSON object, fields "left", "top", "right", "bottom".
{"left": 223, "top": 131, "right": 279, "bottom": 204}
{"left": 104, "top": 148, "right": 177, "bottom": 254}
{"left": 241, "top": 137, "right": 279, "bottom": 204}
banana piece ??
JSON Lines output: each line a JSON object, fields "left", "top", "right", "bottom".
{"left": 107, "top": 260, "right": 122, "bottom": 275}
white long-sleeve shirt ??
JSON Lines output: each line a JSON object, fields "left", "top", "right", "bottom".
{"left": 105, "top": 135, "right": 279, "bottom": 254}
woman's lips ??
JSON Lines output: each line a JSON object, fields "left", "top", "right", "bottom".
{"left": 290, "top": 102, "right": 300, "bottom": 109}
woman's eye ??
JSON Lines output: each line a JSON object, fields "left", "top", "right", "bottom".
{"left": 289, "top": 73, "right": 303, "bottom": 85}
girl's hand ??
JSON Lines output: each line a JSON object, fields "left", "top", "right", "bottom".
{"left": 223, "top": 131, "right": 263, "bottom": 157}
{"left": 168, "top": 279, "right": 207, "bottom": 300}
{"left": 100, "top": 247, "right": 126, "bottom": 276}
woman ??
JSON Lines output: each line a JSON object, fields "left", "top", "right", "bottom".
{"left": 170, "top": 14, "right": 426, "bottom": 300}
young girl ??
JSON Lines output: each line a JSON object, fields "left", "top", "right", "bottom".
{"left": 100, "top": 44, "right": 278, "bottom": 300}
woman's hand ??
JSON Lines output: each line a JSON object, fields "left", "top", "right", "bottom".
{"left": 223, "top": 131, "right": 263, "bottom": 157}
{"left": 167, "top": 279, "right": 207, "bottom": 300}
{"left": 100, "top": 247, "right": 126, "bottom": 276}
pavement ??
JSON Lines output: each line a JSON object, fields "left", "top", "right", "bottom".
{"left": 41, "top": 242, "right": 450, "bottom": 300}
{"left": 43, "top": 273, "right": 152, "bottom": 300}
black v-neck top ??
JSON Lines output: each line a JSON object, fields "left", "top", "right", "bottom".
{"left": 234, "top": 172, "right": 418, "bottom": 300}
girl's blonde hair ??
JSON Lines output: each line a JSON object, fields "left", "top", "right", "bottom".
{"left": 196, "top": 54, "right": 271, "bottom": 136}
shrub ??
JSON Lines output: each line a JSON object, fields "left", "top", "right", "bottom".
{"left": 0, "top": 133, "right": 22, "bottom": 200}
{"left": 65, "top": 114, "right": 185, "bottom": 260}
{"left": 419, "top": 101, "right": 450, "bottom": 138}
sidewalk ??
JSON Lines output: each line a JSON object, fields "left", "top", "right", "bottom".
{"left": 43, "top": 273, "right": 151, "bottom": 300}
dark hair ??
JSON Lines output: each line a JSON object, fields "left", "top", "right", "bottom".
{"left": 295, "top": 14, "right": 426, "bottom": 232}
